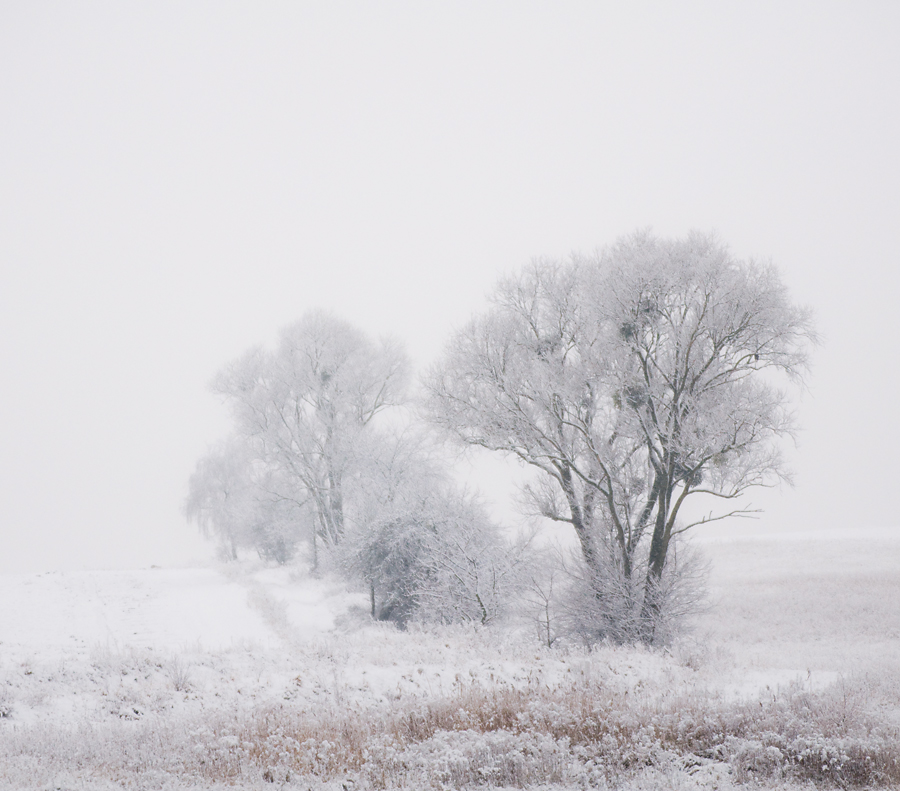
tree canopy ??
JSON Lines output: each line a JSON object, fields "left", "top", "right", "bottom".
{"left": 208, "top": 311, "right": 409, "bottom": 565}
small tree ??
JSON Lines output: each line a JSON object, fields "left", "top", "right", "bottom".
{"left": 184, "top": 437, "right": 260, "bottom": 561}
{"left": 425, "top": 230, "right": 816, "bottom": 644}
{"left": 185, "top": 436, "right": 310, "bottom": 563}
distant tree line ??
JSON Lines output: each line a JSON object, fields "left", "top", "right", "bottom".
{"left": 186, "top": 231, "right": 815, "bottom": 644}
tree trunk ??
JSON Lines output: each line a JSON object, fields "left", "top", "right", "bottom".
{"left": 639, "top": 476, "right": 673, "bottom": 644}
{"left": 310, "top": 518, "right": 319, "bottom": 573}
{"left": 559, "top": 465, "right": 601, "bottom": 577}
{"left": 325, "top": 463, "right": 344, "bottom": 543}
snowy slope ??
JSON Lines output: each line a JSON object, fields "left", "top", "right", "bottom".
{"left": 0, "top": 568, "right": 273, "bottom": 653}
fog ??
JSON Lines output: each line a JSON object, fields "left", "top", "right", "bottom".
{"left": 1, "top": 2, "right": 898, "bottom": 572}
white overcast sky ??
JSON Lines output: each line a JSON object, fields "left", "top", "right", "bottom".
{"left": 1, "top": 2, "right": 898, "bottom": 572}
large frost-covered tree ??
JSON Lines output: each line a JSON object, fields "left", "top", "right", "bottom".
{"left": 425, "top": 231, "right": 816, "bottom": 643}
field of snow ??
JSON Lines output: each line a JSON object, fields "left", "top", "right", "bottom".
{"left": 1, "top": 527, "right": 898, "bottom": 790}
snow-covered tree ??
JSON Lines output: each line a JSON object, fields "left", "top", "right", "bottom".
{"left": 192, "top": 311, "right": 409, "bottom": 568}
{"left": 184, "top": 436, "right": 310, "bottom": 563}
{"left": 425, "top": 231, "right": 816, "bottom": 643}
{"left": 351, "top": 486, "right": 519, "bottom": 628}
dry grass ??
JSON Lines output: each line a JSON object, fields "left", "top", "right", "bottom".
{"left": 4, "top": 664, "right": 897, "bottom": 789}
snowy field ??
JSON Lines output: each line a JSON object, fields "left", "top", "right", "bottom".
{"left": 1, "top": 528, "right": 898, "bottom": 790}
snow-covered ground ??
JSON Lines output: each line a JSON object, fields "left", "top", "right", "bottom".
{"left": 1, "top": 527, "right": 898, "bottom": 789}
{"left": 696, "top": 527, "right": 900, "bottom": 676}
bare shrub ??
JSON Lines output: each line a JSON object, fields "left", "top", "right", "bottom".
{"left": 0, "top": 686, "right": 13, "bottom": 720}
{"left": 165, "top": 655, "right": 192, "bottom": 692}
{"left": 551, "top": 538, "right": 709, "bottom": 647}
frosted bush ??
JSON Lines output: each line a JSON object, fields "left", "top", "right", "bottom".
{"left": 166, "top": 655, "right": 193, "bottom": 692}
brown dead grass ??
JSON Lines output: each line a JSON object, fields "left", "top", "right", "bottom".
{"left": 175, "top": 673, "right": 900, "bottom": 788}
